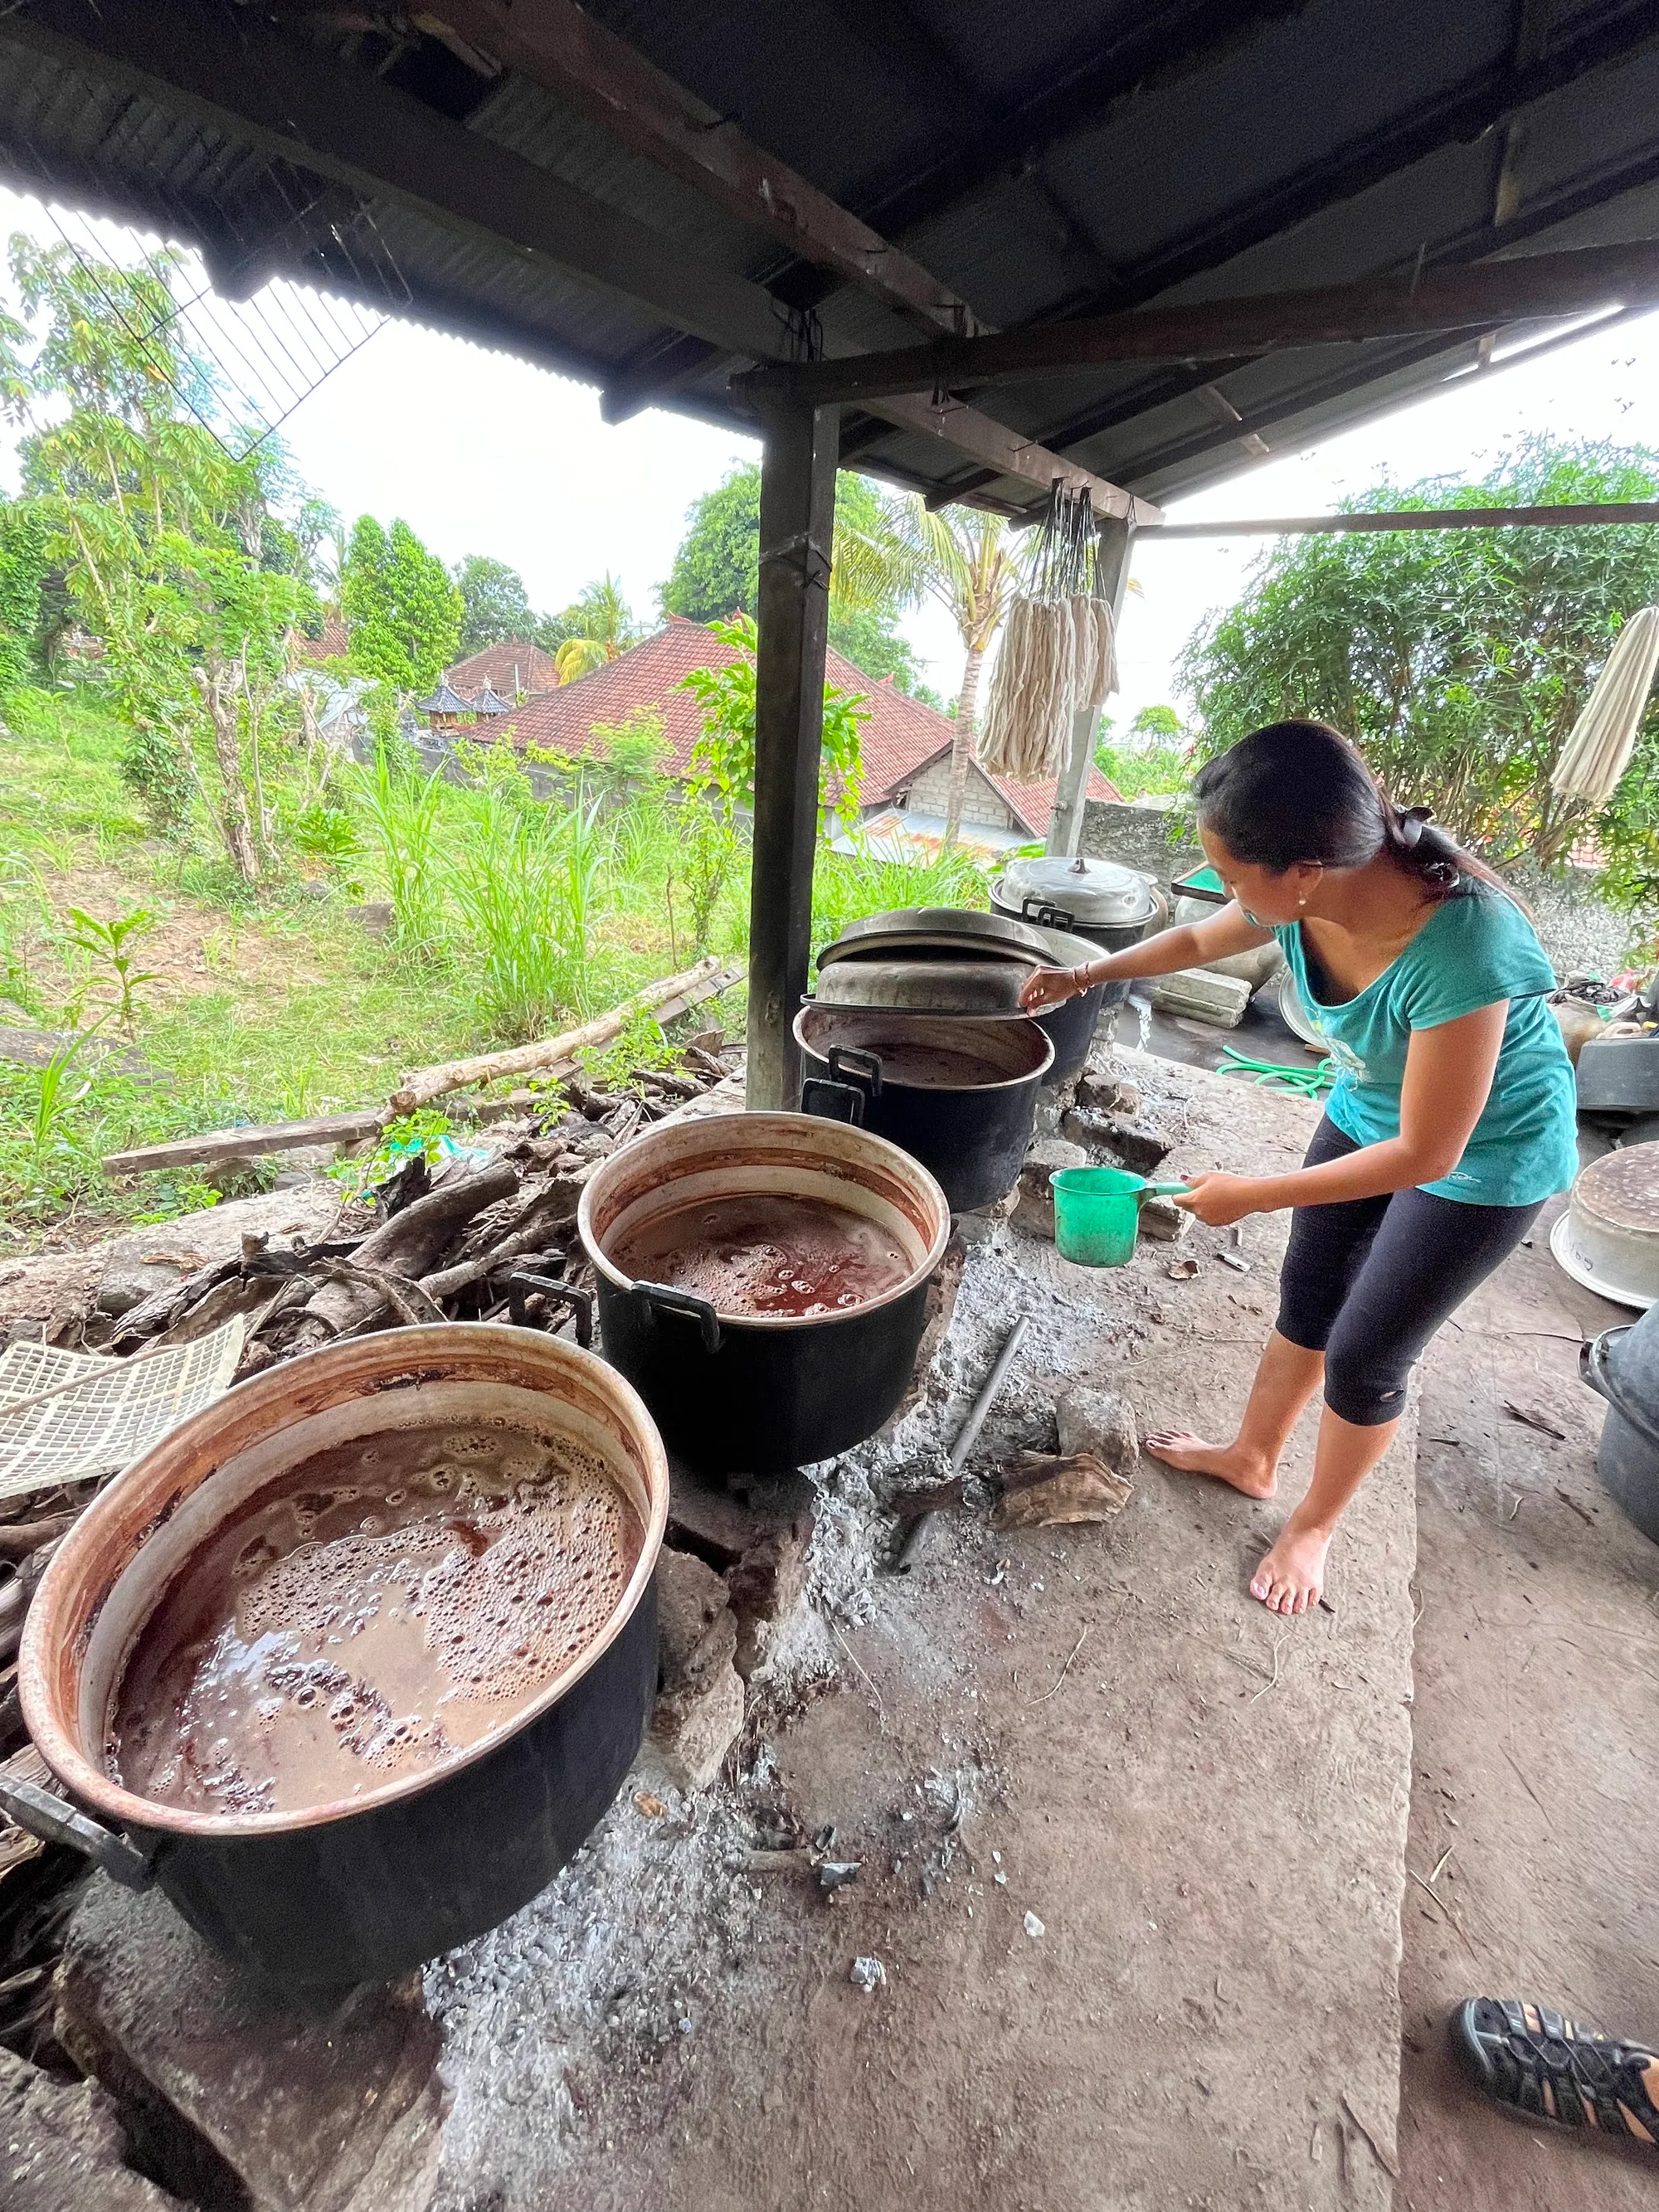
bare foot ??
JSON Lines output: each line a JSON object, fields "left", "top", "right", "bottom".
{"left": 1143, "top": 1429, "right": 1277, "bottom": 1500}
{"left": 1249, "top": 1519, "right": 1332, "bottom": 1614}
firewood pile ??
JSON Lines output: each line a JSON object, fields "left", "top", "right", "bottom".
{"left": 107, "top": 1028, "right": 743, "bottom": 1385}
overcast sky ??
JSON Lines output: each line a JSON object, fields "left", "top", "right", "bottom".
{"left": 2, "top": 183, "right": 1657, "bottom": 734}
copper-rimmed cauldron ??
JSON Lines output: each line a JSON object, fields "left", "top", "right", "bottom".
{"left": 0, "top": 1325, "right": 668, "bottom": 1986}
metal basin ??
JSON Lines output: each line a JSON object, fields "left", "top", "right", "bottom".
{"left": 1551, "top": 1144, "right": 1659, "bottom": 1310}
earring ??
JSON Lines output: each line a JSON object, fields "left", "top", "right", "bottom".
{"left": 1297, "top": 895, "right": 1307, "bottom": 908}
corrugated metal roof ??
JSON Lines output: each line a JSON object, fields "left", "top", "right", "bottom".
{"left": 0, "top": 0, "right": 1653, "bottom": 514}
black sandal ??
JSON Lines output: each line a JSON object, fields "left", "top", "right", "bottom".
{"left": 1452, "top": 1996, "right": 1659, "bottom": 2144}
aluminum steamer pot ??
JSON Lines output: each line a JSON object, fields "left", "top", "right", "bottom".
{"left": 0, "top": 1325, "right": 668, "bottom": 1986}
{"left": 795, "top": 1005, "right": 1054, "bottom": 1213}
{"left": 989, "top": 855, "right": 1167, "bottom": 956}
{"left": 579, "top": 1112, "right": 951, "bottom": 1478}
{"left": 1582, "top": 1307, "right": 1659, "bottom": 1545}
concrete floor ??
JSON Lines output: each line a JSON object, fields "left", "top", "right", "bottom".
{"left": 1396, "top": 1198, "right": 1659, "bottom": 2208}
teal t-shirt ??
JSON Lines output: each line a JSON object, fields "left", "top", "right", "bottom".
{"left": 1273, "top": 887, "right": 1578, "bottom": 1207}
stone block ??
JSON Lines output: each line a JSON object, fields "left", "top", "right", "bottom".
{"left": 54, "top": 1880, "right": 447, "bottom": 2212}
{"left": 1056, "top": 1386, "right": 1140, "bottom": 1480}
{"left": 652, "top": 1661, "right": 746, "bottom": 1791}
{"left": 727, "top": 1517, "right": 814, "bottom": 1680}
{"left": 1012, "top": 1138, "right": 1087, "bottom": 1237}
{"left": 1138, "top": 1194, "right": 1191, "bottom": 1242}
{"left": 0, "top": 2044, "right": 185, "bottom": 2211}
{"left": 1151, "top": 967, "right": 1252, "bottom": 1028}
{"left": 654, "top": 1544, "right": 738, "bottom": 1691}
{"left": 1102, "top": 1114, "right": 1174, "bottom": 1175}
{"left": 1076, "top": 1071, "right": 1139, "bottom": 1116}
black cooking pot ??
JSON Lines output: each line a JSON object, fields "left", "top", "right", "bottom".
{"left": 0, "top": 1325, "right": 669, "bottom": 1986}
{"left": 794, "top": 1004, "right": 1053, "bottom": 1213}
{"left": 1029, "top": 922, "right": 1117, "bottom": 1086}
{"left": 579, "top": 1111, "right": 951, "bottom": 1478}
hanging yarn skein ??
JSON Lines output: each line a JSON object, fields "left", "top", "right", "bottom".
{"left": 978, "top": 486, "right": 1119, "bottom": 781}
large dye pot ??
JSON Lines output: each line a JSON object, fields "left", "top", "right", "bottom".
{"left": 0, "top": 1325, "right": 668, "bottom": 1986}
{"left": 794, "top": 1004, "right": 1053, "bottom": 1213}
{"left": 579, "top": 1111, "right": 950, "bottom": 1477}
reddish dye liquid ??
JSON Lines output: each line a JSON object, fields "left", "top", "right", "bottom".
{"left": 107, "top": 1424, "right": 643, "bottom": 1817}
{"left": 606, "top": 1193, "right": 910, "bottom": 1318}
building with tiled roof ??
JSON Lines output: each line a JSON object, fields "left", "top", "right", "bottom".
{"left": 292, "top": 615, "right": 350, "bottom": 665}
{"left": 490, "top": 616, "right": 1117, "bottom": 852}
{"left": 445, "top": 639, "right": 560, "bottom": 700}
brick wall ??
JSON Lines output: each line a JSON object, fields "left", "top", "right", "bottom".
{"left": 904, "top": 758, "right": 1014, "bottom": 830}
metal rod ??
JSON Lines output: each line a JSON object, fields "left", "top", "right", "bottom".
{"left": 896, "top": 1313, "right": 1029, "bottom": 1573}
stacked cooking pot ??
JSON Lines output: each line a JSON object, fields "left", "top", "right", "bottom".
{"left": 796, "top": 888, "right": 1162, "bottom": 1212}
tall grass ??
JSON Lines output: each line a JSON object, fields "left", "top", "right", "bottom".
{"left": 353, "top": 748, "right": 449, "bottom": 957}
{"left": 811, "top": 839, "right": 989, "bottom": 957}
{"left": 440, "top": 785, "right": 613, "bottom": 1042}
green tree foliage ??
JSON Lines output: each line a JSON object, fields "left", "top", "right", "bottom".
{"left": 342, "top": 516, "right": 463, "bottom": 692}
{"left": 550, "top": 573, "right": 642, "bottom": 681}
{"left": 833, "top": 490, "right": 1018, "bottom": 846}
{"left": 1180, "top": 436, "right": 1659, "bottom": 878}
{"left": 0, "top": 236, "right": 321, "bottom": 853}
{"left": 661, "top": 462, "right": 761, "bottom": 623}
{"left": 1095, "top": 702, "right": 1192, "bottom": 798}
{"left": 0, "top": 500, "right": 50, "bottom": 689}
{"left": 679, "top": 611, "right": 866, "bottom": 823}
{"left": 454, "top": 553, "right": 536, "bottom": 654}
{"left": 661, "top": 464, "right": 932, "bottom": 696}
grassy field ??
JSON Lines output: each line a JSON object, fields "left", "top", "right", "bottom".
{"left": 0, "top": 683, "right": 985, "bottom": 1237}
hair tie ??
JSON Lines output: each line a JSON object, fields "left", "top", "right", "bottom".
{"left": 1399, "top": 805, "right": 1433, "bottom": 848}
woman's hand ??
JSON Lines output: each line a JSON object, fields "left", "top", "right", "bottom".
{"left": 1172, "top": 1172, "right": 1269, "bottom": 1228}
{"left": 1019, "top": 964, "right": 1087, "bottom": 1012}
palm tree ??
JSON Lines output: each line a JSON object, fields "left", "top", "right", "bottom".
{"left": 553, "top": 572, "right": 640, "bottom": 682}
{"left": 833, "top": 497, "right": 1019, "bottom": 848}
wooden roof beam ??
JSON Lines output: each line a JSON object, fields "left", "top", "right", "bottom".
{"left": 735, "top": 238, "right": 1659, "bottom": 407}
{"left": 418, "top": 0, "right": 984, "bottom": 339}
{"left": 1143, "top": 502, "right": 1659, "bottom": 537}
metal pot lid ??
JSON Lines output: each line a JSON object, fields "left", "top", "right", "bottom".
{"left": 994, "top": 854, "right": 1159, "bottom": 927}
{"left": 819, "top": 906, "right": 1050, "bottom": 966}
{"left": 813, "top": 954, "right": 1037, "bottom": 1016}
{"left": 1032, "top": 925, "right": 1113, "bottom": 970}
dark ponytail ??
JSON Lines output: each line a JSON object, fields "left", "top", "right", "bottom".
{"left": 1192, "top": 721, "right": 1518, "bottom": 905}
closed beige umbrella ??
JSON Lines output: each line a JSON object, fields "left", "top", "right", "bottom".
{"left": 1551, "top": 605, "right": 1659, "bottom": 802}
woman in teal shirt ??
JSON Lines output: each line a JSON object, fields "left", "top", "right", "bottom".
{"left": 1022, "top": 721, "right": 1577, "bottom": 1618}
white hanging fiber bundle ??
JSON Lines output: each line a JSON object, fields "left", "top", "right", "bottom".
{"left": 979, "top": 598, "right": 1074, "bottom": 779}
{"left": 977, "top": 485, "right": 1123, "bottom": 782}
{"left": 1073, "top": 595, "right": 1117, "bottom": 711}
{"left": 1550, "top": 605, "right": 1659, "bottom": 802}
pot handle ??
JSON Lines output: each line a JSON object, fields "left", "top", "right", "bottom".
{"left": 1580, "top": 1325, "right": 1629, "bottom": 1402}
{"left": 801, "top": 1077, "right": 864, "bottom": 1126}
{"left": 506, "top": 1268, "right": 594, "bottom": 1348}
{"left": 0, "top": 1772, "right": 157, "bottom": 1891}
{"left": 1579, "top": 1326, "right": 1659, "bottom": 1456}
{"left": 826, "top": 1045, "right": 883, "bottom": 1098}
{"left": 630, "top": 1280, "right": 722, "bottom": 1354}
{"left": 1019, "top": 896, "right": 1077, "bottom": 932}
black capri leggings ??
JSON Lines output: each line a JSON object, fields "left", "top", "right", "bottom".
{"left": 1277, "top": 1116, "right": 1545, "bottom": 1427}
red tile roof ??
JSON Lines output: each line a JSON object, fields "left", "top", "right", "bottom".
{"left": 293, "top": 615, "right": 349, "bottom": 664}
{"left": 493, "top": 617, "right": 1120, "bottom": 836}
{"left": 446, "top": 639, "right": 561, "bottom": 698}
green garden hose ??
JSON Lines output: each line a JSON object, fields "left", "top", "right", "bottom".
{"left": 1218, "top": 1045, "right": 1336, "bottom": 1098}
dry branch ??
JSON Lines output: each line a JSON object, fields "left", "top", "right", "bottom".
{"left": 285, "top": 1159, "right": 518, "bottom": 1349}
{"left": 388, "top": 955, "right": 730, "bottom": 1113}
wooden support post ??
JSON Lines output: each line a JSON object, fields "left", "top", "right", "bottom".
{"left": 747, "top": 401, "right": 839, "bottom": 1110}
{"left": 1047, "top": 513, "right": 1136, "bottom": 857}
